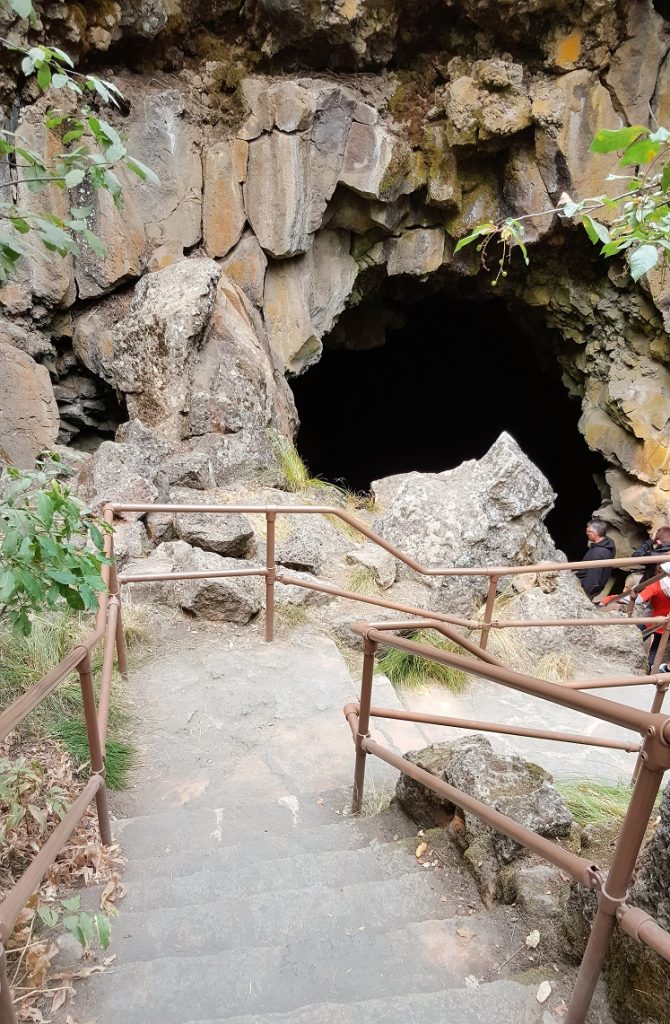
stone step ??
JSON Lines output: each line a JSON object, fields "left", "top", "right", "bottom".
{"left": 69, "top": 918, "right": 512, "bottom": 1022}
{"left": 108, "top": 874, "right": 461, "bottom": 962}
{"left": 120, "top": 806, "right": 418, "bottom": 882}
{"left": 121, "top": 842, "right": 434, "bottom": 910}
{"left": 178, "top": 979, "right": 541, "bottom": 1024}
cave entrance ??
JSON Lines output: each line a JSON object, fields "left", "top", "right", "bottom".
{"left": 290, "top": 293, "right": 606, "bottom": 559}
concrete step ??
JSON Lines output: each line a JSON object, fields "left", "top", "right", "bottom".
{"left": 108, "top": 873, "right": 460, "bottom": 961}
{"left": 121, "top": 842, "right": 434, "bottom": 910}
{"left": 69, "top": 917, "right": 512, "bottom": 1023}
{"left": 178, "top": 979, "right": 541, "bottom": 1024}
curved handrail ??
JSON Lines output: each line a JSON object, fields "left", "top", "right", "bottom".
{"left": 108, "top": 502, "right": 670, "bottom": 579}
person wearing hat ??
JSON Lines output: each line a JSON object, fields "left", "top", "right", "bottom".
{"left": 632, "top": 563, "right": 670, "bottom": 671}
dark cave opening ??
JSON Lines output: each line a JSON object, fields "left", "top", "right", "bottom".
{"left": 291, "top": 294, "right": 606, "bottom": 560}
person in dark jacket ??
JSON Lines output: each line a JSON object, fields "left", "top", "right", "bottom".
{"left": 576, "top": 519, "right": 617, "bottom": 599}
{"left": 630, "top": 526, "right": 670, "bottom": 585}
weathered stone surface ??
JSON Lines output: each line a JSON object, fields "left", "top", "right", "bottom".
{"left": 0, "top": 315, "right": 54, "bottom": 359}
{"left": 339, "top": 122, "right": 395, "bottom": 199}
{"left": 172, "top": 544, "right": 263, "bottom": 623}
{"left": 373, "top": 433, "right": 557, "bottom": 614}
{"left": 607, "top": 1, "right": 669, "bottom": 127}
{"left": 396, "top": 735, "right": 572, "bottom": 902}
{"left": 74, "top": 258, "right": 220, "bottom": 436}
{"left": 203, "top": 141, "right": 247, "bottom": 259}
{"left": 243, "top": 81, "right": 355, "bottom": 257}
{"left": 264, "top": 229, "right": 357, "bottom": 373}
{"left": 385, "top": 228, "right": 445, "bottom": 277}
{"left": 119, "top": 0, "right": 168, "bottom": 38}
{"left": 175, "top": 510, "right": 256, "bottom": 558}
{"left": 188, "top": 274, "right": 297, "bottom": 438}
{"left": 346, "top": 543, "right": 396, "bottom": 590}
{"left": 220, "top": 230, "right": 267, "bottom": 307}
{"left": 503, "top": 145, "right": 555, "bottom": 243}
{"left": 76, "top": 439, "right": 164, "bottom": 522}
{"left": 74, "top": 180, "right": 146, "bottom": 301}
{"left": 113, "top": 520, "right": 151, "bottom": 567}
{"left": 444, "top": 63, "right": 532, "bottom": 147}
{"left": 0, "top": 341, "right": 60, "bottom": 468}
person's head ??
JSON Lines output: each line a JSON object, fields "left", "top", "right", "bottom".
{"left": 652, "top": 526, "right": 670, "bottom": 547}
{"left": 586, "top": 519, "right": 608, "bottom": 544}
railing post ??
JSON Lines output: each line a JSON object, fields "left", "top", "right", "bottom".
{"left": 0, "top": 942, "right": 16, "bottom": 1024}
{"left": 632, "top": 675, "right": 669, "bottom": 784}
{"left": 566, "top": 748, "right": 667, "bottom": 1024}
{"left": 352, "top": 635, "right": 377, "bottom": 814}
{"left": 265, "top": 511, "right": 276, "bottom": 643}
{"left": 479, "top": 574, "right": 500, "bottom": 651}
{"left": 109, "top": 556, "right": 128, "bottom": 682}
{"left": 77, "top": 652, "right": 112, "bottom": 847}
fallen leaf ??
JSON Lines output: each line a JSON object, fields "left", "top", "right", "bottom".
{"left": 526, "top": 929, "right": 541, "bottom": 948}
{"left": 457, "top": 926, "right": 474, "bottom": 941}
{"left": 536, "top": 980, "right": 552, "bottom": 1004}
{"left": 415, "top": 842, "right": 428, "bottom": 858}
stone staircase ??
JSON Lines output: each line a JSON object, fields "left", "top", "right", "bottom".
{"left": 68, "top": 624, "right": 555, "bottom": 1024}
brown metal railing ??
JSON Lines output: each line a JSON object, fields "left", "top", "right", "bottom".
{"left": 343, "top": 620, "right": 670, "bottom": 1024}
{"left": 2, "top": 499, "right": 670, "bottom": 1023}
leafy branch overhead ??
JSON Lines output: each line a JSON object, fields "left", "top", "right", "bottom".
{"left": 456, "top": 123, "right": 670, "bottom": 284}
{"left": 0, "top": 0, "right": 159, "bottom": 280}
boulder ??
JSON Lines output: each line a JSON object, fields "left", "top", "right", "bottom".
{"left": 263, "top": 229, "right": 358, "bottom": 373}
{"left": 202, "top": 140, "right": 247, "bottom": 259}
{"left": 112, "top": 520, "right": 152, "bottom": 567}
{"left": 606, "top": 1, "right": 669, "bottom": 127}
{"left": 76, "top": 438, "right": 166, "bottom": 522}
{"left": 346, "top": 543, "right": 396, "bottom": 590}
{"left": 74, "top": 258, "right": 221, "bottom": 436}
{"left": 444, "top": 63, "right": 532, "bottom": 147}
{"left": 0, "top": 342, "right": 60, "bottom": 468}
{"left": 372, "top": 432, "right": 558, "bottom": 615}
{"left": 395, "top": 734, "right": 572, "bottom": 903}
{"left": 174, "top": 510, "right": 256, "bottom": 558}
{"left": 171, "top": 543, "right": 263, "bottom": 623}
{"left": 503, "top": 145, "right": 555, "bottom": 243}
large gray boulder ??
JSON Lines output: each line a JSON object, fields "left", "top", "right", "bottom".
{"left": 372, "top": 432, "right": 558, "bottom": 615}
{"left": 396, "top": 734, "right": 573, "bottom": 903}
{"left": 175, "top": 510, "right": 256, "bottom": 559}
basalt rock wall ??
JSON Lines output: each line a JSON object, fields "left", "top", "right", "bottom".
{"left": 2, "top": 0, "right": 670, "bottom": 542}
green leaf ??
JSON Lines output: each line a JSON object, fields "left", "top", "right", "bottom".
{"left": 61, "top": 896, "right": 80, "bottom": 912}
{"left": 50, "top": 46, "right": 74, "bottom": 69}
{"left": 619, "top": 138, "right": 662, "bottom": 167}
{"left": 10, "top": 0, "right": 34, "bottom": 15}
{"left": 95, "top": 914, "right": 112, "bottom": 950}
{"left": 37, "top": 491, "right": 54, "bottom": 528}
{"left": 52, "top": 72, "right": 69, "bottom": 89}
{"left": 104, "top": 142, "right": 126, "bottom": 163}
{"left": 125, "top": 157, "right": 160, "bottom": 186}
{"left": 581, "top": 215, "right": 611, "bottom": 246}
{"left": 454, "top": 224, "right": 495, "bottom": 254}
{"left": 9, "top": 217, "right": 30, "bottom": 234}
{"left": 37, "top": 906, "right": 59, "bottom": 929}
{"left": 661, "top": 163, "right": 670, "bottom": 193}
{"left": 89, "top": 523, "right": 104, "bottom": 550}
{"left": 629, "top": 243, "right": 659, "bottom": 281}
{"left": 63, "top": 127, "right": 85, "bottom": 144}
{"left": 64, "top": 168, "right": 86, "bottom": 188}
{"left": 0, "top": 570, "right": 16, "bottom": 603}
{"left": 46, "top": 568, "right": 78, "bottom": 585}
{"left": 83, "top": 229, "right": 105, "bottom": 258}
{"left": 649, "top": 127, "right": 670, "bottom": 143}
{"left": 590, "top": 125, "right": 647, "bottom": 154}
{"left": 37, "top": 63, "right": 52, "bottom": 92}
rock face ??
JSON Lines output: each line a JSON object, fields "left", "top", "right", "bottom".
{"left": 2, "top": 1, "right": 670, "bottom": 551}
{"left": 0, "top": 341, "right": 59, "bottom": 468}
{"left": 395, "top": 735, "right": 572, "bottom": 903}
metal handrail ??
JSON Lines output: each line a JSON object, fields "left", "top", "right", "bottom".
{"left": 343, "top": 622, "right": 670, "bottom": 1024}
{"left": 2, "top": 498, "right": 670, "bottom": 1024}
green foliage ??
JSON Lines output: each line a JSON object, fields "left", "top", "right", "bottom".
{"left": 556, "top": 780, "right": 641, "bottom": 826}
{"left": 0, "top": 756, "right": 68, "bottom": 846}
{"left": 456, "top": 123, "right": 670, "bottom": 284}
{"left": 0, "top": 455, "right": 111, "bottom": 636}
{"left": 377, "top": 629, "right": 470, "bottom": 693}
{"left": 37, "top": 893, "right": 112, "bottom": 952}
{"left": 0, "top": 0, "right": 159, "bottom": 279}
{"left": 56, "top": 720, "right": 133, "bottom": 791}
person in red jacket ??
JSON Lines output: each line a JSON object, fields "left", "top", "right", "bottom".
{"left": 634, "top": 570, "right": 670, "bottom": 670}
